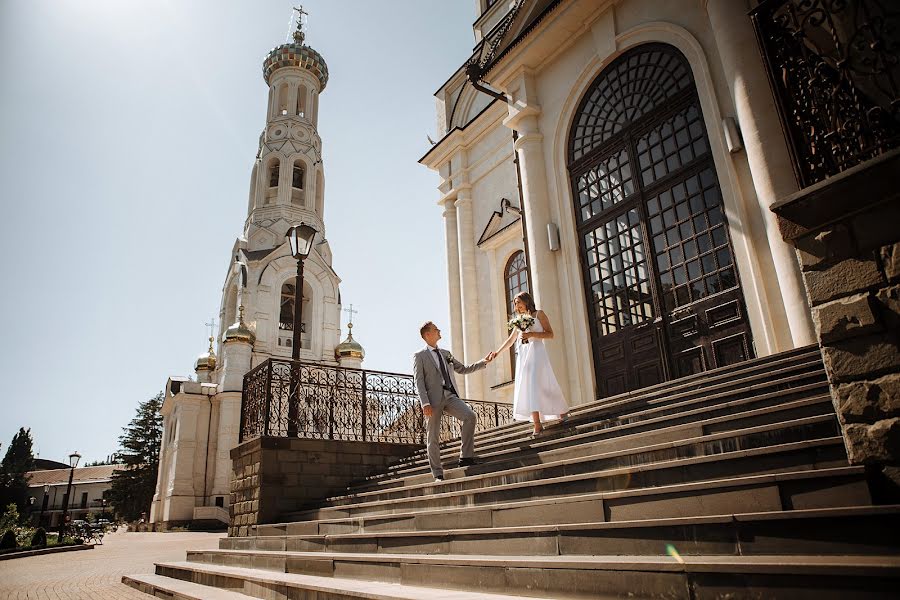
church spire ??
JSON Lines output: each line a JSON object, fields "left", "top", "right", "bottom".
{"left": 292, "top": 5, "right": 308, "bottom": 45}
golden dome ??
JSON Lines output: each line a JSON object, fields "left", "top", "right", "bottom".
{"left": 335, "top": 323, "right": 364, "bottom": 360}
{"left": 194, "top": 336, "right": 217, "bottom": 371}
{"left": 224, "top": 306, "right": 256, "bottom": 345}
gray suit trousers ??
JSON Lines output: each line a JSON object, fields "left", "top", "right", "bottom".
{"left": 427, "top": 389, "right": 476, "bottom": 478}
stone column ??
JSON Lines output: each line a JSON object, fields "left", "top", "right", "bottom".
{"left": 222, "top": 339, "right": 253, "bottom": 392}
{"left": 455, "top": 188, "right": 484, "bottom": 398}
{"left": 706, "top": 0, "right": 816, "bottom": 348}
{"left": 443, "top": 199, "right": 465, "bottom": 363}
{"left": 511, "top": 116, "right": 564, "bottom": 347}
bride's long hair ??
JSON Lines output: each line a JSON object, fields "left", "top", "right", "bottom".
{"left": 514, "top": 291, "right": 537, "bottom": 314}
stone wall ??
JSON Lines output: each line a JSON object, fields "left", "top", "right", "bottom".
{"left": 229, "top": 436, "right": 421, "bottom": 537}
{"left": 772, "top": 149, "right": 900, "bottom": 497}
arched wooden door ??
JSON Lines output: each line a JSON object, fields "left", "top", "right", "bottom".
{"left": 568, "top": 44, "right": 755, "bottom": 398}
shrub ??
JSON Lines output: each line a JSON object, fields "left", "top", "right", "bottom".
{"left": 73, "top": 537, "right": 84, "bottom": 545}
{"left": 0, "top": 530, "right": 17, "bottom": 549}
{"left": 30, "top": 527, "right": 47, "bottom": 547}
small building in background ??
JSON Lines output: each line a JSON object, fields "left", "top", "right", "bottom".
{"left": 25, "top": 465, "right": 122, "bottom": 527}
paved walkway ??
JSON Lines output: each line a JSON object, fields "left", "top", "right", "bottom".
{"left": 0, "top": 529, "right": 224, "bottom": 599}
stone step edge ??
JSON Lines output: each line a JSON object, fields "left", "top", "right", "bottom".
{"left": 363, "top": 392, "right": 834, "bottom": 484}
{"left": 276, "top": 463, "right": 863, "bottom": 529}
{"left": 321, "top": 414, "right": 839, "bottom": 506}
{"left": 125, "top": 569, "right": 542, "bottom": 600}
{"left": 384, "top": 376, "right": 831, "bottom": 479}
{"left": 123, "top": 574, "right": 251, "bottom": 600}
{"left": 248, "top": 504, "right": 900, "bottom": 543}
{"left": 179, "top": 552, "right": 900, "bottom": 576}
{"left": 428, "top": 354, "right": 825, "bottom": 452}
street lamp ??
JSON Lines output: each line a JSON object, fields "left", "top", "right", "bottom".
{"left": 285, "top": 222, "right": 318, "bottom": 360}
{"left": 28, "top": 496, "right": 35, "bottom": 525}
{"left": 39, "top": 484, "right": 49, "bottom": 526}
{"left": 58, "top": 451, "right": 81, "bottom": 542}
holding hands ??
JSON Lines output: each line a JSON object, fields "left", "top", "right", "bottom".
{"left": 484, "top": 351, "right": 497, "bottom": 363}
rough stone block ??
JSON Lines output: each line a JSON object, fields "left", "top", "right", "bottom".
{"left": 803, "top": 256, "right": 884, "bottom": 305}
{"left": 845, "top": 418, "right": 900, "bottom": 464}
{"left": 836, "top": 375, "right": 900, "bottom": 423}
{"left": 813, "top": 293, "right": 880, "bottom": 343}
{"left": 876, "top": 284, "right": 900, "bottom": 330}
{"left": 822, "top": 333, "right": 900, "bottom": 382}
{"left": 883, "top": 243, "right": 900, "bottom": 282}
{"left": 796, "top": 224, "right": 854, "bottom": 269}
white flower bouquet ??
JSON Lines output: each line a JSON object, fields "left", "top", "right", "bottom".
{"left": 507, "top": 314, "right": 535, "bottom": 343}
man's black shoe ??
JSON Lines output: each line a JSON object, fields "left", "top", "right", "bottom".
{"left": 433, "top": 475, "right": 444, "bottom": 482}
{"left": 458, "top": 457, "right": 480, "bottom": 467}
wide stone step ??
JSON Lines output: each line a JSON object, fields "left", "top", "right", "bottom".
{"left": 393, "top": 351, "right": 826, "bottom": 470}
{"left": 375, "top": 367, "right": 828, "bottom": 487}
{"left": 177, "top": 550, "right": 900, "bottom": 599}
{"left": 229, "top": 505, "right": 900, "bottom": 558}
{"left": 303, "top": 415, "right": 844, "bottom": 513}
{"left": 128, "top": 563, "right": 562, "bottom": 600}
{"left": 355, "top": 392, "right": 834, "bottom": 490}
{"left": 251, "top": 466, "right": 870, "bottom": 537}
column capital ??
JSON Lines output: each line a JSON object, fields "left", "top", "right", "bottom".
{"left": 514, "top": 131, "right": 544, "bottom": 151}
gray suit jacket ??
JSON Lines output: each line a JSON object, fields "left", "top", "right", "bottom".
{"left": 413, "top": 347, "right": 486, "bottom": 408}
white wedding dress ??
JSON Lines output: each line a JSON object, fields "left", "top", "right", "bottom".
{"left": 513, "top": 316, "right": 568, "bottom": 421}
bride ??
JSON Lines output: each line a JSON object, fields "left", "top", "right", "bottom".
{"left": 493, "top": 291, "right": 569, "bottom": 437}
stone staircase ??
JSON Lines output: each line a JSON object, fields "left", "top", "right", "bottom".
{"left": 124, "top": 346, "right": 900, "bottom": 599}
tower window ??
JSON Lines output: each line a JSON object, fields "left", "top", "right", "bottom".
{"left": 292, "top": 165, "right": 305, "bottom": 189}
{"left": 269, "top": 162, "right": 280, "bottom": 187}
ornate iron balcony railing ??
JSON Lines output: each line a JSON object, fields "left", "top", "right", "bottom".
{"left": 239, "top": 358, "right": 514, "bottom": 444}
{"left": 751, "top": 0, "right": 899, "bottom": 188}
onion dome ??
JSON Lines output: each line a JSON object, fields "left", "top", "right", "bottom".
{"left": 262, "top": 26, "right": 328, "bottom": 90}
{"left": 335, "top": 323, "right": 365, "bottom": 360}
{"left": 194, "top": 336, "right": 217, "bottom": 371}
{"left": 224, "top": 306, "right": 256, "bottom": 345}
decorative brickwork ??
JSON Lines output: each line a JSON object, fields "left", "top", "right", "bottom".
{"left": 228, "top": 436, "right": 421, "bottom": 537}
{"left": 773, "top": 149, "right": 900, "bottom": 496}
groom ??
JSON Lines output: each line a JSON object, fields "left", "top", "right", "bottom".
{"left": 413, "top": 321, "right": 494, "bottom": 481}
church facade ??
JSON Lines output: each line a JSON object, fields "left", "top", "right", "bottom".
{"left": 149, "top": 23, "right": 363, "bottom": 529}
{"left": 421, "top": 0, "right": 818, "bottom": 407}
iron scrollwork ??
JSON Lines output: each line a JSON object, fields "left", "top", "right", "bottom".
{"left": 751, "top": 0, "right": 900, "bottom": 188}
{"left": 240, "top": 358, "right": 514, "bottom": 444}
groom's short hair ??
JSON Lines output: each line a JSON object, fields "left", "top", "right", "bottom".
{"left": 420, "top": 321, "right": 436, "bottom": 338}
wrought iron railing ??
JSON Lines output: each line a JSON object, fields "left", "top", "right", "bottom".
{"left": 751, "top": 0, "right": 899, "bottom": 188}
{"left": 239, "top": 358, "right": 514, "bottom": 444}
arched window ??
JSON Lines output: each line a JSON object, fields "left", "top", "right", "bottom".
{"left": 292, "top": 162, "right": 305, "bottom": 189}
{"left": 504, "top": 250, "right": 529, "bottom": 376}
{"left": 268, "top": 160, "right": 280, "bottom": 188}
{"left": 278, "top": 278, "right": 311, "bottom": 350}
{"left": 504, "top": 251, "right": 529, "bottom": 315}
{"left": 297, "top": 84, "right": 307, "bottom": 118}
{"left": 291, "top": 161, "right": 305, "bottom": 206}
{"left": 277, "top": 83, "right": 289, "bottom": 115}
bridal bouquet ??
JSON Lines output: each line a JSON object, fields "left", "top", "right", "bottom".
{"left": 508, "top": 314, "right": 535, "bottom": 343}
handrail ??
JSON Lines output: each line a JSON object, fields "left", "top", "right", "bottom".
{"left": 240, "top": 358, "right": 514, "bottom": 444}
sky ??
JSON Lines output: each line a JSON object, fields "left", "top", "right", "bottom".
{"left": 0, "top": 0, "right": 477, "bottom": 464}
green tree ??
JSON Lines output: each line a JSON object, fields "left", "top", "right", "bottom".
{"left": 0, "top": 428, "right": 35, "bottom": 520}
{"left": 105, "top": 392, "right": 163, "bottom": 521}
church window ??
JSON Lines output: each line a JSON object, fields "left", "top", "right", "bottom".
{"left": 292, "top": 163, "right": 305, "bottom": 189}
{"left": 279, "top": 278, "right": 311, "bottom": 349}
{"left": 505, "top": 251, "right": 529, "bottom": 315}
{"left": 269, "top": 161, "right": 280, "bottom": 188}
{"left": 504, "top": 250, "right": 529, "bottom": 375}
{"left": 277, "top": 83, "right": 289, "bottom": 115}
{"left": 297, "top": 84, "right": 307, "bottom": 118}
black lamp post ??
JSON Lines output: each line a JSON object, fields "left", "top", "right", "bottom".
{"left": 101, "top": 497, "right": 107, "bottom": 520}
{"left": 58, "top": 451, "right": 81, "bottom": 542}
{"left": 285, "top": 222, "right": 318, "bottom": 360}
{"left": 28, "top": 496, "right": 35, "bottom": 525}
{"left": 39, "top": 484, "right": 49, "bottom": 526}
{"left": 285, "top": 223, "right": 317, "bottom": 437}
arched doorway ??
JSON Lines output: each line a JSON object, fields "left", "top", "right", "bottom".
{"left": 568, "top": 44, "right": 754, "bottom": 398}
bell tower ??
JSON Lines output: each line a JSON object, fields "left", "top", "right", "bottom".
{"left": 246, "top": 8, "right": 329, "bottom": 245}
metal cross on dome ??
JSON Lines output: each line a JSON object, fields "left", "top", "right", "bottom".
{"left": 205, "top": 318, "right": 217, "bottom": 339}
{"left": 292, "top": 5, "right": 308, "bottom": 45}
{"left": 343, "top": 304, "right": 358, "bottom": 326}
